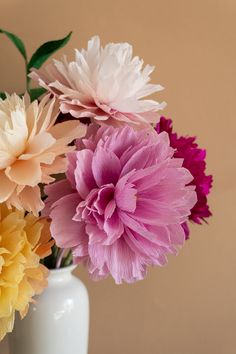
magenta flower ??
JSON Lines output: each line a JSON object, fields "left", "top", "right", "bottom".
{"left": 156, "top": 117, "right": 213, "bottom": 237}
{"left": 44, "top": 125, "right": 197, "bottom": 283}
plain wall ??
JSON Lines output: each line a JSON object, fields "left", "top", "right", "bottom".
{"left": 0, "top": 0, "right": 235, "bottom": 353}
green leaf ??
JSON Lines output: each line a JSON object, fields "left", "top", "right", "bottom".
{"left": 0, "top": 29, "right": 27, "bottom": 61}
{"left": 29, "top": 87, "right": 47, "bottom": 101}
{"left": 0, "top": 92, "right": 6, "bottom": 100}
{"left": 27, "top": 31, "right": 72, "bottom": 72}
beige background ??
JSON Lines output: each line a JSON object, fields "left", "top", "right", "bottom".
{"left": 0, "top": 0, "right": 235, "bottom": 353}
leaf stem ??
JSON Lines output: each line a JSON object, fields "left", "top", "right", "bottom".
{"left": 56, "top": 248, "right": 67, "bottom": 269}
{"left": 25, "top": 62, "right": 30, "bottom": 93}
{"left": 62, "top": 250, "right": 73, "bottom": 267}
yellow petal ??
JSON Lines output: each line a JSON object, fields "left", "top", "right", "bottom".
{"left": 0, "top": 311, "right": 15, "bottom": 341}
{"left": 0, "top": 287, "right": 18, "bottom": 317}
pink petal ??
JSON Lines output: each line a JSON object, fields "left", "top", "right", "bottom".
{"left": 86, "top": 224, "right": 108, "bottom": 245}
{"left": 115, "top": 183, "right": 137, "bottom": 213}
{"left": 103, "top": 210, "right": 124, "bottom": 245}
{"left": 133, "top": 198, "right": 182, "bottom": 225}
{"left": 121, "top": 144, "right": 159, "bottom": 177}
{"left": 72, "top": 238, "right": 89, "bottom": 258}
{"left": 94, "top": 184, "right": 114, "bottom": 216}
{"left": 66, "top": 152, "right": 77, "bottom": 188}
{"left": 43, "top": 179, "right": 74, "bottom": 216}
{"left": 119, "top": 211, "right": 171, "bottom": 246}
{"left": 102, "top": 125, "right": 136, "bottom": 158}
{"left": 104, "top": 199, "right": 116, "bottom": 220}
{"left": 167, "top": 224, "right": 185, "bottom": 246}
{"left": 74, "top": 149, "right": 96, "bottom": 199}
{"left": 50, "top": 193, "right": 83, "bottom": 248}
{"left": 92, "top": 147, "right": 121, "bottom": 187}
{"left": 124, "top": 228, "right": 167, "bottom": 266}
{"left": 88, "top": 237, "right": 146, "bottom": 284}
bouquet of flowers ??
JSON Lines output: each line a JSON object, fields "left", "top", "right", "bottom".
{"left": 0, "top": 30, "right": 212, "bottom": 341}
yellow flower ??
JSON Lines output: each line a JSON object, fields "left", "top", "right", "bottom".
{"left": 0, "top": 203, "right": 53, "bottom": 341}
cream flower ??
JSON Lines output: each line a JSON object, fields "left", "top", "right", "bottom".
{"left": 0, "top": 203, "right": 53, "bottom": 341}
{"left": 0, "top": 93, "right": 86, "bottom": 215}
{"left": 30, "top": 36, "right": 166, "bottom": 127}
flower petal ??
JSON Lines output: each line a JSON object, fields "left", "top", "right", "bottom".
{"left": 6, "top": 159, "right": 42, "bottom": 187}
{"left": 19, "top": 132, "right": 56, "bottom": 160}
{"left": 50, "top": 193, "right": 84, "bottom": 248}
{"left": 74, "top": 149, "right": 96, "bottom": 199}
{"left": 19, "top": 186, "right": 44, "bottom": 216}
{"left": 92, "top": 147, "right": 121, "bottom": 187}
{"left": 0, "top": 171, "right": 16, "bottom": 202}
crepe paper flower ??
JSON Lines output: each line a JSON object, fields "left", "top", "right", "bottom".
{"left": 156, "top": 117, "right": 213, "bottom": 238}
{"left": 44, "top": 124, "right": 197, "bottom": 284}
{"left": 0, "top": 93, "right": 87, "bottom": 215}
{"left": 30, "top": 36, "right": 166, "bottom": 128}
{"left": 0, "top": 203, "right": 54, "bottom": 341}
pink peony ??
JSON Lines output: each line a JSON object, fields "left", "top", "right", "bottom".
{"left": 44, "top": 125, "right": 197, "bottom": 283}
{"left": 30, "top": 36, "right": 166, "bottom": 127}
{"left": 156, "top": 117, "right": 213, "bottom": 238}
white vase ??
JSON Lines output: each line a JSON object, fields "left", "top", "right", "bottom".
{"left": 8, "top": 265, "right": 89, "bottom": 354}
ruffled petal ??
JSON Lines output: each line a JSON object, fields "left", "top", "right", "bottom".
{"left": 0, "top": 171, "right": 16, "bottom": 202}
{"left": 50, "top": 193, "right": 84, "bottom": 248}
{"left": 6, "top": 159, "right": 42, "bottom": 187}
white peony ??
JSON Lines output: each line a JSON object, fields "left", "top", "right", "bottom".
{"left": 30, "top": 36, "right": 166, "bottom": 127}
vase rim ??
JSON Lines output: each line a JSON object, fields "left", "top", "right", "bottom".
{"left": 49, "top": 264, "right": 78, "bottom": 276}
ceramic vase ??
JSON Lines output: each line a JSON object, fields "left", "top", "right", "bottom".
{"left": 9, "top": 265, "right": 89, "bottom": 354}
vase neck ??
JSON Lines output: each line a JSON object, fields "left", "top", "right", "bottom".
{"left": 48, "top": 265, "right": 77, "bottom": 285}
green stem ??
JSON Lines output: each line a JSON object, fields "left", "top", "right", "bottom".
{"left": 62, "top": 250, "right": 73, "bottom": 267}
{"left": 25, "top": 62, "right": 30, "bottom": 94}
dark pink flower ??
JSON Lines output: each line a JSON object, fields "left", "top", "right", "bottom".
{"left": 44, "top": 125, "right": 197, "bottom": 283}
{"left": 156, "top": 117, "right": 213, "bottom": 238}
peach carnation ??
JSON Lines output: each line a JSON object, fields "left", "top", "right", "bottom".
{"left": 30, "top": 36, "right": 166, "bottom": 127}
{"left": 0, "top": 203, "right": 53, "bottom": 341}
{"left": 0, "top": 93, "right": 86, "bottom": 215}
